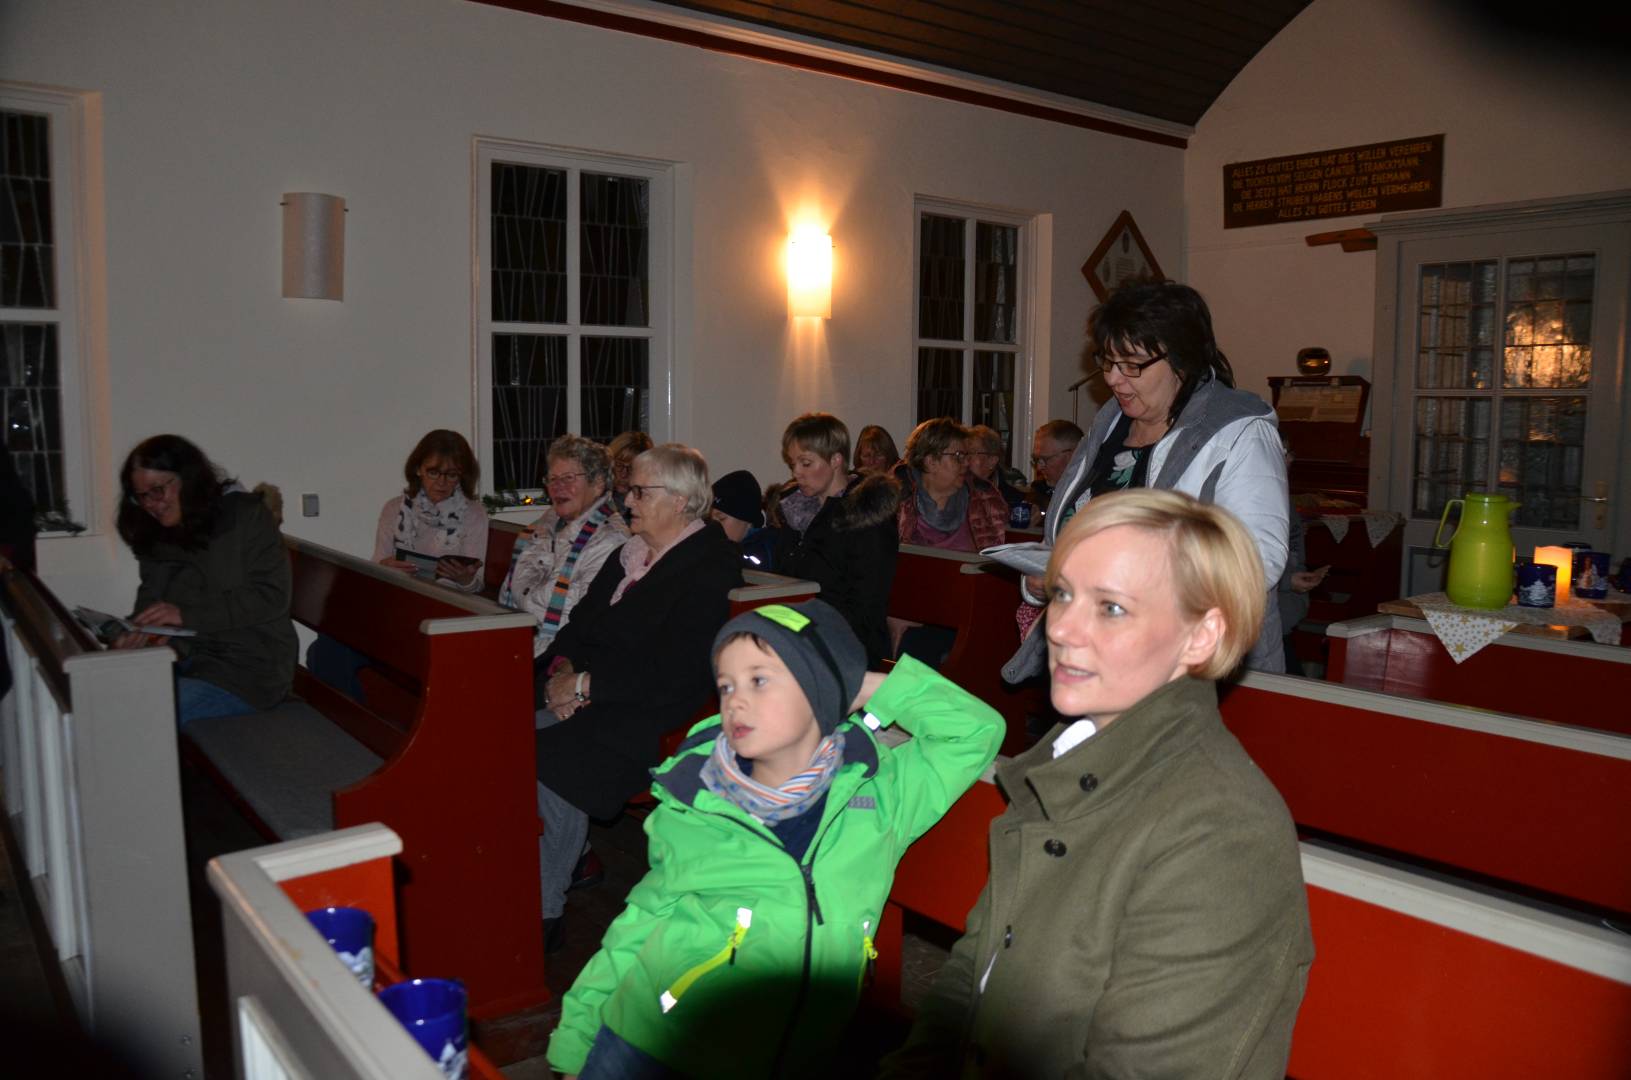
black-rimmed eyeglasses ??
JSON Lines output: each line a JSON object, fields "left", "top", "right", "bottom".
{"left": 1093, "top": 350, "right": 1167, "bottom": 378}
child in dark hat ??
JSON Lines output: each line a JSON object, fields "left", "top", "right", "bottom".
{"left": 710, "top": 468, "right": 780, "bottom": 571}
{"left": 548, "top": 599, "right": 1003, "bottom": 1080}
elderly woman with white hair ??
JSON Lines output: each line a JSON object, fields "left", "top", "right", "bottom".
{"left": 885, "top": 489, "right": 1312, "bottom": 1079}
{"left": 532, "top": 444, "right": 743, "bottom": 948}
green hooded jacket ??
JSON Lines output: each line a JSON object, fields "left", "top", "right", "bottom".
{"left": 546, "top": 655, "right": 1003, "bottom": 1078}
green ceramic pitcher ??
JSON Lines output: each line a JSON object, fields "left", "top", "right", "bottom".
{"left": 1434, "top": 492, "right": 1519, "bottom": 609}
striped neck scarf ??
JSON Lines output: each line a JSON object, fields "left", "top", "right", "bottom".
{"left": 699, "top": 730, "right": 846, "bottom": 824}
{"left": 538, "top": 498, "right": 614, "bottom": 640}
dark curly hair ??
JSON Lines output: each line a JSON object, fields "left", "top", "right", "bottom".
{"left": 116, "top": 435, "right": 230, "bottom": 553}
{"left": 1086, "top": 280, "right": 1235, "bottom": 425}
{"left": 403, "top": 430, "right": 479, "bottom": 498}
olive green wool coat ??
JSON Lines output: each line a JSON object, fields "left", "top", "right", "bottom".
{"left": 882, "top": 676, "right": 1313, "bottom": 1079}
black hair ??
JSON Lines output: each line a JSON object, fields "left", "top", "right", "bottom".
{"left": 115, "top": 435, "right": 229, "bottom": 553}
{"left": 1086, "top": 280, "right": 1235, "bottom": 425}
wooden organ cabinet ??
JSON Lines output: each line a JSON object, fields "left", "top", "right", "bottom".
{"left": 1268, "top": 375, "right": 1404, "bottom": 666}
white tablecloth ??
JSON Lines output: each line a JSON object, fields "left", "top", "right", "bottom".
{"left": 1409, "top": 591, "right": 1623, "bottom": 663}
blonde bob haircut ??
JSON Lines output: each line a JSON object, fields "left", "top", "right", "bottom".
{"left": 634, "top": 444, "right": 712, "bottom": 520}
{"left": 1045, "top": 489, "right": 1265, "bottom": 679}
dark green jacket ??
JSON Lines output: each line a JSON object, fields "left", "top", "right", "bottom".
{"left": 883, "top": 676, "right": 1312, "bottom": 1079}
{"left": 134, "top": 491, "right": 296, "bottom": 709}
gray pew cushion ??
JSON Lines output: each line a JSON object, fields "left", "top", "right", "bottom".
{"left": 185, "top": 700, "right": 383, "bottom": 840}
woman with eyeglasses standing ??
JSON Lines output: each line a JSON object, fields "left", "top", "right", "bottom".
{"left": 373, "top": 429, "right": 489, "bottom": 592}
{"left": 114, "top": 435, "right": 297, "bottom": 726}
{"left": 1005, "top": 279, "right": 1289, "bottom": 679}
{"left": 894, "top": 417, "right": 1009, "bottom": 552}
{"left": 498, "top": 434, "right": 629, "bottom": 656}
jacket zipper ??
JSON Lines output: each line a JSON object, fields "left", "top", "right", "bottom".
{"left": 857, "top": 918, "right": 878, "bottom": 992}
{"left": 658, "top": 907, "right": 753, "bottom": 1014}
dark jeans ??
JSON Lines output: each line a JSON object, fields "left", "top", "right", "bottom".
{"left": 305, "top": 633, "right": 370, "bottom": 702}
{"left": 580, "top": 1025, "right": 682, "bottom": 1080}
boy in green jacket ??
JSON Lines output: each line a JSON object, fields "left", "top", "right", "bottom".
{"left": 547, "top": 599, "right": 1003, "bottom": 1079}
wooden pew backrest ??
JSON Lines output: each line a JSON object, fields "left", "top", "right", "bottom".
{"left": 1223, "top": 671, "right": 1631, "bottom": 916}
{"left": 889, "top": 546, "right": 1042, "bottom": 755}
{"left": 1294, "top": 841, "right": 1631, "bottom": 1080}
{"left": 1327, "top": 613, "right": 1631, "bottom": 735}
{"left": 2, "top": 569, "right": 203, "bottom": 1078}
{"left": 208, "top": 824, "right": 502, "bottom": 1080}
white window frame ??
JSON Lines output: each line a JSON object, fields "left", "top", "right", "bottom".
{"left": 472, "top": 138, "right": 676, "bottom": 498}
{"left": 912, "top": 196, "right": 1043, "bottom": 468}
{"left": 1, "top": 83, "right": 101, "bottom": 533}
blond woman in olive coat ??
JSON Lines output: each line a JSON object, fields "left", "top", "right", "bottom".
{"left": 882, "top": 490, "right": 1312, "bottom": 1079}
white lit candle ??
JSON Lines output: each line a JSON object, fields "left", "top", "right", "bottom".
{"left": 1534, "top": 546, "right": 1573, "bottom": 604}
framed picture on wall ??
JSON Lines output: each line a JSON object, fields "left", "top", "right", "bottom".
{"left": 1081, "top": 210, "right": 1163, "bottom": 300}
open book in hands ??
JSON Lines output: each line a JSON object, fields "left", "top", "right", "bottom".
{"left": 979, "top": 541, "right": 1052, "bottom": 578}
{"left": 72, "top": 606, "right": 197, "bottom": 644}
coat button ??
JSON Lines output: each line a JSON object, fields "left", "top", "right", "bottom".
{"left": 1079, "top": 773, "right": 1099, "bottom": 793}
{"left": 1044, "top": 838, "right": 1067, "bottom": 857}
{"left": 1003, "top": 925, "right": 1013, "bottom": 947}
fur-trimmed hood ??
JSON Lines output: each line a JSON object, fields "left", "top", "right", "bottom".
{"left": 828, "top": 471, "right": 900, "bottom": 532}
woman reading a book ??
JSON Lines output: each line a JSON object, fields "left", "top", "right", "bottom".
{"left": 373, "top": 429, "right": 489, "bottom": 591}
{"left": 115, "top": 435, "right": 297, "bottom": 726}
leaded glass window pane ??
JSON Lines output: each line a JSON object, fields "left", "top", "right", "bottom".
{"left": 1503, "top": 254, "right": 1593, "bottom": 388}
{"left": 1416, "top": 260, "right": 1494, "bottom": 389}
{"left": 917, "top": 347, "right": 962, "bottom": 422}
{"left": 491, "top": 163, "right": 566, "bottom": 323}
{"left": 1498, "top": 396, "right": 1585, "bottom": 528}
{"left": 918, "top": 215, "right": 964, "bottom": 340}
{"left": 492, "top": 333, "right": 566, "bottom": 491}
{"left": 581, "top": 337, "right": 649, "bottom": 442}
{"left": 1, "top": 322, "right": 65, "bottom": 515}
{"left": 1411, "top": 396, "right": 1489, "bottom": 517}
{"left": 2, "top": 110, "right": 56, "bottom": 310}
{"left": 974, "top": 223, "right": 1018, "bottom": 344}
{"left": 973, "top": 351, "right": 1015, "bottom": 456}
{"left": 580, "top": 173, "right": 648, "bottom": 327}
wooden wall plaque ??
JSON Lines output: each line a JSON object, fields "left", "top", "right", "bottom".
{"left": 1224, "top": 134, "right": 1444, "bottom": 229}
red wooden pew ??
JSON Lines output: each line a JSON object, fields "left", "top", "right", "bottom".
{"left": 1226, "top": 672, "right": 1631, "bottom": 920}
{"left": 1220, "top": 671, "right": 1631, "bottom": 916}
{"left": 183, "top": 536, "right": 548, "bottom": 1027}
{"left": 210, "top": 823, "right": 508, "bottom": 1079}
{"left": 888, "top": 545, "right": 1042, "bottom": 755}
{"left": 1326, "top": 612, "right": 1631, "bottom": 735}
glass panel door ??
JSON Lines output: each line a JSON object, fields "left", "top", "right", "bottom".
{"left": 1391, "top": 221, "right": 1627, "bottom": 559}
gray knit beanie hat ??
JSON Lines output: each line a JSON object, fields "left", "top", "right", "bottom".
{"left": 710, "top": 599, "right": 867, "bottom": 734}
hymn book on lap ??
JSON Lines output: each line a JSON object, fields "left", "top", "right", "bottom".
{"left": 72, "top": 606, "right": 197, "bottom": 643}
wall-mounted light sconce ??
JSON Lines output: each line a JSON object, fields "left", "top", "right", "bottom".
{"left": 787, "top": 230, "right": 832, "bottom": 319}
{"left": 281, "top": 192, "right": 346, "bottom": 300}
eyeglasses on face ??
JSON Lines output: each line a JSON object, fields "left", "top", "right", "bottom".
{"left": 612, "top": 460, "right": 634, "bottom": 476}
{"left": 130, "top": 476, "right": 178, "bottom": 507}
{"left": 1093, "top": 350, "right": 1168, "bottom": 378}
{"left": 937, "top": 450, "right": 969, "bottom": 463}
{"left": 421, "top": 467, "right": 462, "bottom": 483}
{"left": 544, "top": 471, "right": 588, "bottom": 488}
{"left": 1030, "top": 448, "right": 1071, "bottom": 469}
{"left": 626, "top": 484, "right": 670, "bottom": 501}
